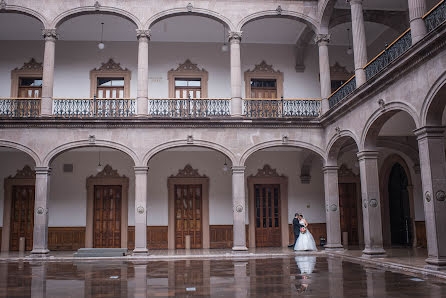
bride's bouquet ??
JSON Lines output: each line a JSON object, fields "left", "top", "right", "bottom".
{"left": 300, "top": 227, "right": 307, "bottom": 234}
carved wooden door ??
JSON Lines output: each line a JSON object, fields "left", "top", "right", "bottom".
{"left": 254, "top": 184, "right": 281, "bottom": 247}
{"left": 10, "top": 185, "right": 34, "bottom": 251}
{"left": 339, "top": 183, "right": 359, "bottom": 245}
{"left": 175, "top": 184, "right": 202, "bottom": 249}
{"left": 93, "top": 185, "right": 122, "bottom": 248}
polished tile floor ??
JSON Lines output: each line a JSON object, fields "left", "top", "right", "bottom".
{"left": 1, "top": 256, "right": 445, "bottom": 297}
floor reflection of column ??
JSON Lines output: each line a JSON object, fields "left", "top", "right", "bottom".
{"left": 82, "top": 264, "right": 93, "bottom": 298}
{"left": 248, "top": 259, "right": 256, "bottom": 295}
{"left": 120, "top": 265, "right": 128, "bottom": 297}
{"left": 365, "top": 267, "right": 386, "bottom": 297}
{"left": 203, "top": 260, "right": 211, "bottom": 296}
{"left": 133, "top": 263, "right": 147, "bottom": 298}
{"left": 167, "top": 261, "right": 175, "bottom": 292}
{"left": 30, "top": 262, "right": 47, "bottom": 298}
{"left": 328, "top": 258, "right": 343, "bottom": 298}
{"left": 234, "top": 261, "right": 248, "bottom": 298}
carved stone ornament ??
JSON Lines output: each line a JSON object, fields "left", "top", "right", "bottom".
{"left": 338, "top": 164, "right": 357, "bottom": 177}
{"left": 425, "top": 191, "right": 432, "bottom": 202}
{"left": 42, "top": 29, "right": 58, "bottom": 40}
{"left": 378, "top": 99, "right": 385, "bottom": 110}
{"left": 187, "top": 135, "right": 194, "bottom": 144}
{"left": 235, "top": 205, "right": 243, "bottom": 213}
{"left": 137, "top": 206, "right": 145, "bottom": 214}
{"left": 314, "top": 34, "right": 330, "bottom": 45}
{"left": 14, "top": 58, "right": 43, "bottom": 71}
{"left": 252, "top": 165, "right": 283, "bottom": 177}
{"left": 170, "top": 59, "right": 206, "bottom": 73}
{"left": 171, "top": 164, "right": 206, "bottom": 178}
{"left": 247, "top": 61, "right": 280, "bottom": 74}
{"left": 436, "top": 190, "right": 446, "bottom": 202}
{"left": 276, "top": 5, "right": 283, "bottom": 15}
{"left": 93, "top": 165, "right": 125, "bottom": 178}
{"left": 8, "top": 165, "right": 35, "bottom": 179}
{"left": 186, "top": 2, "right": 193, "bottom": 12}
{"left": 93, "top": 59, "right": 128, "bottom": 72}
{"left": 88, "top": 135, "right": 96, "bottom": 144}
{"left": 94, "top": 1, "right": 101, "bottom": 10}
{"left": 369, "top": 199, "right": 378, "bottom": 208}
{"left": 282, "top": 135, "right": 289, "bottom": 144}
{"left": 335, "top": 126, "right": 341, "bottom": 135}
{"left": 0, "top": 0, "right": 6, "bottom": 10}
{"left": 36, "top": 207, "right": 44, "bottom": 215}
{"left": 363, "top": 199, "right": 368, "bottom": 208}
{"left": 330, "top": 204, "right": 338, "bottom": 212}
{"left": 228, "top": 31, "right": 242, "bottom": 41}
{"left": 136, "top": 29, "right": 151, "bottom": 39}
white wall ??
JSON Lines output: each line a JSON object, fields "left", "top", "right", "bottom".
{"left": 0, "top": 40, "right": 322, "bottom": 99}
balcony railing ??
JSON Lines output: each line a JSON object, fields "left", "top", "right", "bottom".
{"left": 53, "top": 98, "right": 135, "bottom": 117}
{"left": 328, "top": 0, "right": 446, "bottom": 109}
{"left": 147, "top": 98, "right": 231, "bottom": 117}
{"left": 243, "top": 98, "right": 321, "bottom": 118}
{"left": 0, "top": 98, "right": 41, "bottom": 117}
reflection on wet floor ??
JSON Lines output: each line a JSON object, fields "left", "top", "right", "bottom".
{"left": 0, "top": 256, "right": 445, "bottom": 297}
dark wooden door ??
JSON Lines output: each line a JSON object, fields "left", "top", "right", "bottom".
{"left": 175, "top": 184, "right": 202, "bottom": 249}
{"left": 254, "top": 184, "right": 281, "bottom": 247}
{"left": 339, "top": 183, "right": 359, "bottom": 245}
{"left": 10, "top": 185, "right": 34, "bottom": 251}
{"left": 93, "top": 185, "right": 122, "bottom": 248}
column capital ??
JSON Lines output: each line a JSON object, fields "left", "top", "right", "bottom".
{"left": 357, "top": 150, "right": 379, "bottom": 160}
{"left": 34, "top": 167, "right": 51, "bottom": 175}
{"left": 232, "top": 166, "right": 245, "bottom": 174}
{"left": 136, "top": 29, "right": 151, "bottom": 40}
{"left": 134, "top": 166, "right": 149, "bottom": 174}
{"left": 42, "top": 29, "right": 58, "bottom": 41}
{"left": 228, "top": 31, "right": 242, "bottom": 42}
{"left": 414, "top": 126, "right": 445, "bottom": 139}
{"left": 314, "top": 34, "right": 331, "bottom": 45}
{"left": 322, "top": 165, "right": 339, "bottom": 173}
{"left": 346, "top": 0, "right": 363, "bottom": 5}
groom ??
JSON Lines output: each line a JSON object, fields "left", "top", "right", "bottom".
{"left": 289, "top": 212, "right": 303, "bottom": 247}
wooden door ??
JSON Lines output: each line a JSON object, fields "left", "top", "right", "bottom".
{"left": 250, "top": 79, "right": 277, "bottom": 99}
{"left": 174, "top": 184, "right": 202, "bottom": 249}
{"left": 339, "top": 183, "right": 359, "bottom": 245}
{"left": 254, "top": 184, "right": 281, "bottom": 247}
{"left": 10, "top": 185, "right": 34, "bottom": 251}
{"left": 93, "top": 185, "right": 122, "bottom": 248}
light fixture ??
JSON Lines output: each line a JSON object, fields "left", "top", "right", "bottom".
{"left": 346, "top": 28, "right": 353, "bottom": 55}
{"left": 221, "top": 24, "right": 228, "bottom": 52}
{"left": 98, "top": 22, "right": 105, "bottom": 50}
{"left": 96, "top": 150, "right": 103, "bottom": 172}
{"left": 222, "top": 157, "right": 229, "bottom": 172}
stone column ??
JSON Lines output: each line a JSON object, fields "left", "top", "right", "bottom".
{"left": 348, "top": 0, "right": 368, "bottom": 87}
{"left": 41, "top": 29, "right": 57, "bottom": 116}
{"left": 232, "top": 166, "right": 247, "bottom": 250}
{"left": 415, "top": 127, "right": 446, "bottom": 270}
{"left": 357, "top": 151, "right": 386, "bottom": 257}
{"left": 136, "top": 29, "right": 150, "bottom": 116}
{"left": 323, "top": 166, "right": 343, "bottom": 250}
{"left": 315, "top": 34, "right": 332, "bottom": 114}
{"left": 229, "top": 32, "right": 243, "bottom": 117}
{"left": 133, "top": 166, "right": 148, "bottom": 254}
{"left": 409, "top": 0, "right": 427, "bottom": 44}
{"left": 31, "top": 167, "right": 51, "bottom": 255}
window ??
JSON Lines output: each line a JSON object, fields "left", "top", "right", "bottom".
{"left": 250, "top": 79, "right": 277, "bottom": 99}
{"left": 244, "top": 61, "right": 283, "bottom": 99}
{"left": 96, "top": 78, "right": 125, "bottom": 98}
{"left": 18, "top": 77, "right": 42, "bottom": 98}
{"left": 174, "top": 78, "right": 202, "bottom": 98}
{"left": 90, "top": 59, "right": 131, "bottom": 98}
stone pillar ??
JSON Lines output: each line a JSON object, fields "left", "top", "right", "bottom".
{"left": 415, "top": 127, "right": 446, "bottom": 269}
{"left": 323, "top": 166, "right": 343, "bottom": 250}
{"left": 409, "top": 0, "right": 427, "bottom": 44}
{"left": 315, "top": 34, "right": 332, "bottom": 114}
{"left": 348, "top": 0, "right": 368, "bottom": 87}
{"left": 133, "top": 166, "right": 148, "bottom": 254}
{"left": 136, "top": 29, "right": 150, "bottom": 116}
{"left": 229, "top": 32, "right": 243, "bottom": 117}
{"left": 41, "top": 29, "right": 57, "bottom": 116}
{"left": 357, "top": 151, "right": 386, "bottom": 257}
{"left": 232, "top": 166, "right": 247, "bottom": 250}
{"left": 31, "top": 167, "right": 51, "bottom": 255}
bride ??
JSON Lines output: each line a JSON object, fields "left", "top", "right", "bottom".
{"left": 294, "top": 214, "right": 317, "bottom": 251}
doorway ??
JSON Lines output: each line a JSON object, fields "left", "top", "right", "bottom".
{"left": 93, "top": 185, "right": 122, "bottom": 248}
{"left": 10, "top": 185, "right": 35, "bottom": 251}
{"left": 254, "top": 184, "right": 281, "bottom": 247}
{"left": 339, "top": 183, "right": 359, "bottom": 245}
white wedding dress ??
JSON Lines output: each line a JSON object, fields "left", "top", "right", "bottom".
{"left": 294, "top": 219, "right": 317, "bottom": 251}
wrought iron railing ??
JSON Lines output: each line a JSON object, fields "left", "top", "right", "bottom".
{"left": 0, "top": 98, "right": 41, "bottom": 117}
{"left": 328, "top": 0, "right": 446, "bottom": 109}
{"left": 53, "top": 98, "right": 135, "bottom": 117}
{"left": 148, "top": 98, "right": 231, "bottom": 117}
{"left": 243, "top": 98, "right": 321, "bottom": 118}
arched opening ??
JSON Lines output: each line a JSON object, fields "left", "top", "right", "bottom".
{"left": 388, "top": 163, "right": 411, "bottom": 246}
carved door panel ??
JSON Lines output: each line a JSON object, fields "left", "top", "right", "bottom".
{"left": 10, "top": 185, "right": 35, "bottom": 251}
{"left": 254, "top": 184, "right": 281, "bottom": 247}
{"left": 175, "top": 184, "right": 202, "bottom": 249}
{"left": 93, "top": 185, "right": 122, "bottom": 248}
{"left": 339, "top": 183, "right": 359, "bottom": 245}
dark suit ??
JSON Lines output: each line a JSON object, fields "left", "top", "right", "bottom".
{"left": 293, "top": 217, "right": 302, "bottom": 245}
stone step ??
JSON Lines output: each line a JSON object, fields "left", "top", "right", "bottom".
{"left": 74, "top": 248, "right": 128, "bottom": 257}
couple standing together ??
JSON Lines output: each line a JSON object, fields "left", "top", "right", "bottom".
{"left": 293, "top": 213, "right": 317, "bottom": 251}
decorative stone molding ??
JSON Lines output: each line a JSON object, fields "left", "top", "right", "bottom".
{"left": 235, "top": 204, "right": 244, "bottom": 213}
{"left": 187, "top": 135, "right": 194, "bottom": 144}
{"left": 251, "top": 164, "right": 283, "bottom": 178}
{"left": 90, "top": 164, "right": 126, "bottom": 179}
{"left": 137, "top": 206, "right": 145, "bottom": 214}
{"left": 136, "top": 29, "right": 151, "bottom": 40}
{"left": 171, "top": 164, "right": 207, "bottom": 178}
{"left": 88, "top": 135, "right": 96, "bottom": 144}
{"left": 14, "top": 58, "right": 43, "bottom": 71}
{"left": 228, "top": 31, "right": 242, "bottom": 41}
{"left": 276, "top": 5, "right": 283, "bottom": 15}
{"left": 378, "top": 98, "right": 386, "bottom": 110}
{"left": 10, "top": 58, "right": 43, "bottom": 97}
{"left": 7, "top": 165, "right": 35, "bottom": 179}
{"left": 314, "top": 34, "right": 330, "bottom": 45}
{"left": 42, "top": 29, "right": 58, "bottom": 40}
{"left": 425, "top": 191, "right": 432, "bottom": 202}
{"left": 0, "top": 0, "right": 6, "bottom": 10}
{"left": 168, "top": 59, "right": 208, "bottom": 98}
{"left": 186, "top": 2, "right": 193, "bottom": 12}
{"left": 90, "top": 59, "right": 131, "bottom": 97}
{"left": 244, "top": 61, "right": 284, "bottom": 98}
{"left": 94, "top": 1, "right": 101, "bottom": 10}
{"left": 436, "top": 190, "right": 446, "bottom": 202}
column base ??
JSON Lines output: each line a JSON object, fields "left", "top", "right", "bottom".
{"left": 133, "top": 248, "right": 149, "bottom": 255}
{"left": 361, "top": 247, "right": 386, "bottom": 258}
{"left": 30, "top": 249, "right": 50, "bottom": 256}
{"left": 232, "top": 246, "right": 248, "bottom": 251}
{"left": 425, "top": 257, "right": 446, "bottom": 270}
{"left": 324, "top": 244, "right": 344, "bottom": 251}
